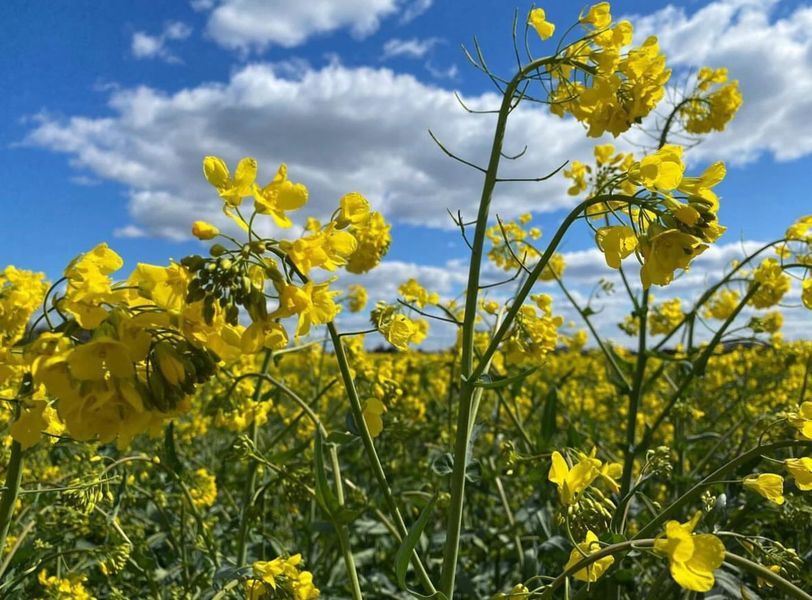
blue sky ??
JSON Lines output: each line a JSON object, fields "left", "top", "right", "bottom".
{"left": 2, "top": 0, "right": 811, "bottom": 343}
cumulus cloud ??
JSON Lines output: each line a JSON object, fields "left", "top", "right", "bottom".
{"left": 203, "top": 0, "right": 431, "bottom": 52}
{"left": 631, "top": 0, "right": 812, "bottom": 163}
{"left": 131, "top": 21, "right": 192, "bottom": 63}
{"left": 25, "top": 62, "right": 595, "bottom": 239}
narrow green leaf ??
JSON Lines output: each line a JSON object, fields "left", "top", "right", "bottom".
{"left": 395, "top": 494, "right": 443, "bottom": 598}
{"left": 313, "top": 431, "right": 339, "bottom": 517}
{"left": 540, "top": 386, "right": 558, "bottom": 445}
{"left": 473, "top": 367, "right": 536, "bottom": 390}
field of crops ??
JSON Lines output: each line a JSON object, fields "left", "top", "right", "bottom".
{"left": 2, "top": 2, "right": 812, "bottom": 599}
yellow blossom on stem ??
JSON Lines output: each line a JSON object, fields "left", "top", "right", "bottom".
{"left": 191, "top": 220, "right": 219, "bottom": 240}
{"left": 253, "top": 163, "right": 309, "bottom": 228}
{"left": 548, "top": 450, "right": 600, "bottom": 506}
{"left": 564, "top": 530, "right": 614, "bottom": 582}
{"left": 743, "top": 473, "right": 785, "bottom": 505}
{"left": 528, "top": 8, "right": 555, "bottom": 40}
{"left": 203, "top": 156, "right": 257, "bottom": 207}
{"left": 785, "top": 457, "right": 812, "bottom": 491}
{"left": 654, "top": 512, "right": 725, "bottom": 592}
{"left": 596, "top": 225, "right": 638, "bottom": 269}
{"left": 273, "top": 281, "right": 340, "bottom": 337}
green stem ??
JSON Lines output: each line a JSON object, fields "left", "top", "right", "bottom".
{"left": 329, "top": 445, "right": 363, "bottom": 600}
{"left": 634, "top": 440, "right": 812, "bottom": 540}
{"left": 619, "top": 289, "right": 650, "bottom": 501}
{"left": 327, "top": 323, "right": 436, "bottom": 595}
{"left": 554, "top": 275, "right": 631, "bottom": 392}
{"left": 0, "top": 440, "right": 23, "bottom": 565}
{"left": 236, "top": 349, "right": 273, "bottom": 567}
{"left": 724, "top": 552, "right": 812, "bottom": 600}
{"left": 541, "top": 539, "right": 656, "bottom": 598}
{"left": 635, "top": 284, "right": 759, "bottom": 459}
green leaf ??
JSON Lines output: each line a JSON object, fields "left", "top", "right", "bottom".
{"left": 313, "top": 431, "right": 339, "bottom": 517}
{"left": 472, "top": 367, "right": 536, "bottom": 390}
{"left": 326, "top": 431, "right": 357, "bottom": 445}
{"left": 395, "top": 494, "right": 446, "bottom": 600}
{"left": 163, "top": 422, "right": 184, "bottom": 475}
{"left": 540, "top": 386, "right": 558, "bottom": 445}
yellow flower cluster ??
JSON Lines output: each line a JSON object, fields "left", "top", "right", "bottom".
{"left": 749, "top": 258, "right": 791, "bottom": 309}
{"left": 38, "top": 569, "right": 95, "bottom": 600}
{"left": 485, "top": 214, "right": 542, "bottom": 272}
{"left": 187, "top": 467, "right": 218, "bottom": 509}
{"left": 544, "top": 3, "right": 671, "bottom": 137}
{"left": 648, "top": 298, "right": 683, "bottom": 335}
{"left": 680, "top": 67, "right": 743, "bottom": 134}
{"left": 583, "top": 144, "right": 728, "bottom": 288}
{"left": 246, "top": 554, "right": 319, "bottom": 600}
{"left": 371, "top": 302, "right": 428, "bottom": 351}
{"left": 503, "top": 294, "right": 563, "bottom": 363}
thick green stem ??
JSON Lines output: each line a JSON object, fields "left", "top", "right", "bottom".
{"left": 440, "top": 192, "right": 654, "bottom": 596}
{"left": 0, "top": 440, "right": 23, "bottom": 564}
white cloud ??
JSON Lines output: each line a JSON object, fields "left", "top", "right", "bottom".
{"left": 25, "top": 62, "right": 595, "bottom": 239}
{"left": 382, "top": 37, "right": 439, "bottom": 59}
{"left": 131, "top": 21, "right": 192, "bottom": 64}
{"left": 113, "top": 224, "right": 148, "bottom": 239}
{"left": 203, "top": 0, "right": 432, "bottom": 52}
{"left": 631, "top": 0, "right": 812, "bottom": 163}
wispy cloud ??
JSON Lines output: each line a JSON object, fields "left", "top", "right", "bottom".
{"left": 131, "top": 21, "right": 192, "bottom": 64}
{"left": 382, "top": 37, "right": 440, "bottom": 59}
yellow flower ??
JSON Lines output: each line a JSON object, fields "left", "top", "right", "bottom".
{"left": 253, "top": 163, "right": 308, "bottom": 228}
{"left": 241, "top": 319, "right": 289, "bottom": 353}
{"left": 345, "top": 212, "right": 392, "bottom": 274}
{"left": 548, "top": 451, "right": 600, "bottom": 506}
{"left": 381, "top": 314, "right": 419, "bottom": 351}
{"left": 596, "top": 226, "right": 638, "bottom": 269}
{"left": 749, "top": 259, "right": 790, "bottom": 308}
{"left": 528, "top": 8, "right": 555, "bottom": 40}
{"left": 191, "top": 220, "right": 220, "bottom": 240}
{"left": 564, "top": 530, "right": 614, "bottom": 582}
{"left": 10, "top": 400, "right": 61, "bottom": 449}
{"left": 203, "top": 156, "right": 257, "bottom": 207}
{"left": 62, "top": 243, "right": 124, "bottom": 329}
{"left": 580, "top": 2, "right": 612, "bottom": 29}
{"left": 363, "top": 398, "right": 386, "bottom": 437}
{"left": 640, "top": 228, "right": 707, "bottom": 288}
{"left": 785, "top": 457, "right": 812, "bottom": 491}
{"left": 336, "top": 192, "right": 370, "bottom": 227}
{"left": 188, "top": 467, "right": 217, "bottom": 509}
{"left": 593, "top": 143, "right": 616, "bottom": 165}
{"left": 631, "top": 145, "right": 685, "bottom": 193}
{"left": 648, "top": 298, "right": 683, "bottom": 335}
{"left": 399, "top": 278, "right": 439, "bottom": 308}
{"left": 743, "top": 473, "right": 784, "bottom": 505}
{"left": 346, "top": 284, "right": 368, "bottom": 313}
{"left": 704, "top": 288, "right": 739, "bottom": 320}
{"left": 803, "top": 279, "right": 812, "bottom": 310}
{"left": 273, "top": 281, "right": 340, "bottom": 337}
{"left": 654, "top": 512, "right": 725, "bottom": 592}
